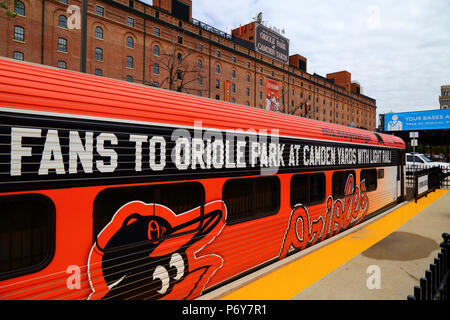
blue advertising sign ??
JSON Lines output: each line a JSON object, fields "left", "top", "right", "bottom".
{"left": 384, "top": 109, "right": 450, "bottom": 132}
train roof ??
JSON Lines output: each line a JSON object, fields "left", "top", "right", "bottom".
{"left": 0, "top": 58, "right": 405, "bottom": 149}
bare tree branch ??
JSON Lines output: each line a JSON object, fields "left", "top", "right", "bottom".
{"left": 153, "top": 40, "right": 204, "bottom": 93}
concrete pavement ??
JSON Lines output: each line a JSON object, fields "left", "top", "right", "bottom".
{"left": 292, "top": 190, "right": 450, "bottom": 300}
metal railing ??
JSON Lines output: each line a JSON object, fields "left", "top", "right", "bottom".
{"left": 192, "top": 18, "right": 232, "bottom": 40}
{"left": 405, "top": 165, "right": 450, "bottom": 200}
{"left": 408, "top": 233, "right": 450, "bottom": 300}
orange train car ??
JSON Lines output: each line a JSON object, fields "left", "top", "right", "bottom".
{"left": 0, "top": 58, "right": 406, "bottom": 300}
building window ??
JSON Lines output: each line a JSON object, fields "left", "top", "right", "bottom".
{"left": 127, "top": 36, "right": 134, "bottom": 49}
{"left": 0, "top": 194, "right": 55, "bottom": 281}
{"left": 197, "top": 59, "right": 202, "bottom": 69}
{"left": 14, "top": 26, "right": 24, "bottom": 42}
{"left": 215, "top": 64, "right": 220, "bottom": 74}
{"left": 215, "top": 80, "right": 220, "bottom": 89}
{"left": 126, "top": 75, "right": 133, "bottom": 82}
{"left": 232, "top": 56, "right": 236, "bottom": 63}
{"left": 154, "top": 27, "right": 160, "bottom": 36}
{"left": 198, "top": 43, "right": 203, "bottom": 51}
{"left": 177, "top": 52, "right": 182, "bottom": 63}
{"left": 59, "top": 0, "right": 68, "bottom": 3}
{"left": 126, "top": 56, "right": 133, "bottom": 68}
{"left": 14, "top": 1, "right": 25, "bottom": 16}
{"left": 231, "top": 83, "right": 236, "bottom": 93}
{"left": 246, "top": 88, "right": 250, "bottom": 96}
{"left": 95, "top": 26, "right": 103, "bottom": 39}
{"left": 95, "top": 47, "right": 103, "bottom": 61}
{"left": 127, "top": 17, "right": 135, "bottom": 27}
{"left": 58, "top": 15, "right": 67, "bottom": 28}
{"left": 57, "top": 60, "right": 67, "bottom": 69}
{"left": 291, "top": 173, "right": 325, "bottom": 207}
{"left": 178, "top": 36, "right": 183, "bottom": 44}
{"left": 153, "top": 45, "right": 160, "bottom": 56}
{"left": 246, "top": 74, "right": 250, "bottom": 82}
{"left": 232, "top": 70, "right": 236, "bottom": 78}
{"left": 96, "top": 5, "right": 104, "bottom": 16}
{"left": 247, "top": 62, "right": 251, "bottom": 68}
{"left": 198, "top": 75, "right": 202, "bottom": 85}
{"left": 95, "top": 68, "right": 103, "bottom": 76}
{"left": 13, "top": 51, "right": 24, "bottom": 61}
{"left": 153, "top": 63, "right": 159, "bottom": 75}
{"left": 57, "top": 37, "right": 67, "bottom": 52}
{"left": 223, "top": 176, "right": 280, "bottom": 225}
{"left": 216, "top": 50, "right": 220, "bottom": 58}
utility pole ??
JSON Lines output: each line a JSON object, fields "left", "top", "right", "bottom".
{"left": 80, "top": 0, "right": 88, "bottom": 73}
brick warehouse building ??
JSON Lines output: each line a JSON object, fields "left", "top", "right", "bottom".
{"left": 1, "top": 0, "right": 377, "bottom": 130}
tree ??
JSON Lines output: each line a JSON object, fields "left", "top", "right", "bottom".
{"left": 278, "top": 92, "right": 311, "bottom": 118}
{"left": 153, "top": 41, "right": 206, "bottom": 95}
{"left": 1, "top": 1, "right": 21, "bottom": 17}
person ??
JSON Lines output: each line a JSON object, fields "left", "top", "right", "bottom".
{"left": 387, "top": 114, "right": 403, "bottom": 131}
{"left": 265, "top": 94, "right": 271, "bottom": 111}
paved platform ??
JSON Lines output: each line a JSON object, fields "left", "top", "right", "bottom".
{"left": 199, "top": 189, "right": 449, "bottom": 300}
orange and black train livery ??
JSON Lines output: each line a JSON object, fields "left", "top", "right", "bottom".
{"left": 0, "top": 58, "right": 405, "bottom": 300}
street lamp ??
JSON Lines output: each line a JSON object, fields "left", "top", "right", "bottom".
{"left": 80, "top": 0, "right": 88, "bottom": 73}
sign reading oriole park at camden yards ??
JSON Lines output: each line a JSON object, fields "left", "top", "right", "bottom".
{"left": 1, "top": 110, "right": 398, "bottom": 192}
{"left": 254, "top": 23, "right": 290, "bottom": 64}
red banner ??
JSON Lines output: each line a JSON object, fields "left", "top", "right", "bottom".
{"left": 265, "top": 79, "right": 280, "bottom": 111}
{"left": 224, "top": 80, "right": 231, "bottom": 102}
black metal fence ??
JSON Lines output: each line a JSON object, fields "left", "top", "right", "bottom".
{"left": 405, "top": 165, "right": 450, "bottom": 201}
{"left": 407, "top": 233, "right": 449, "bottom": 301}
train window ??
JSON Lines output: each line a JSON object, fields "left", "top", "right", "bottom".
{"left": 0, "top": 194, "right": 55, "bottom": 281}
{"left": 223, "top": 176, "right": 280, "bottom": 225}
{"left": 373, "top": 133, "right": 384, "bottom": 144}
{"left": 290, "top": 173, "right": 325, "bottom": 207}
{"left": 332, "top": 170, "right": 356, "bottom": 198}
{"left": 361, "top": 169, "right": 377, "bottom": 192}
{"left": 93, "top": 182, "right": 205, "bottom": 242}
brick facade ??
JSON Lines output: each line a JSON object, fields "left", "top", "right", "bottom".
{"left": 1, "top": 0, "right": 377, "bottom": 130}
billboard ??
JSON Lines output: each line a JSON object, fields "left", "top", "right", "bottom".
{"left": 384, "top": 109, "right": 450, "bottom": 132}
{"left": 265, "top": 79, "right": 280, "bottom": 112}
{"left": 255, "top": 23, "right": 289, "bottom": 64}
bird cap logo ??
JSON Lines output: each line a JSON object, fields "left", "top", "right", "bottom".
{"left": 87, "top": 200, "right": 226, "bottom": 300}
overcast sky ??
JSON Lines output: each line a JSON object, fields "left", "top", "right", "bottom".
{"left": 146, "top": 0, "right": 450, "bottom": 121}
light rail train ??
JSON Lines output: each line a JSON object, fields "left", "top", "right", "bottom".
{"left": 0, "top": 58, "right": 405, "bottom": 300}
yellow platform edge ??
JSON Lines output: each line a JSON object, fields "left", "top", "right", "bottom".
{"left": 220, "top": 189, "right": 448, "bottom": 300}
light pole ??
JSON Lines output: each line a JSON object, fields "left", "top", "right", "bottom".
{"left": 80, "top": 0, "right": 88, "bottom": 73}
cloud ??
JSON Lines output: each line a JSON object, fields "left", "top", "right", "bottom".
{"left": 147, "top": 0, "right": 450, "bottom": 122}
